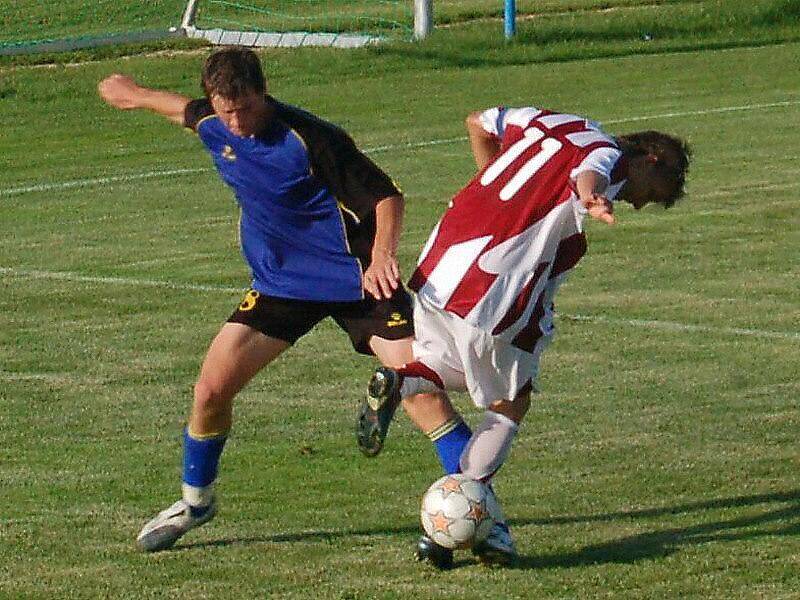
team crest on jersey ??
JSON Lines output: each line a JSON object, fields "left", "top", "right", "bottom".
{"left": 386, "top": 312, "right": 408, "bottom": 328}
{"left": 222, "top": 145, "right": 236, "bottom": 161}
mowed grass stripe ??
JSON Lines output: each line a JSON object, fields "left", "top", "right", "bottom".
{"left": 2, "top": 99, "right": 798, "bottom": 197}
{"left": 3, "top": 266, "right": 797, "bottom": 341}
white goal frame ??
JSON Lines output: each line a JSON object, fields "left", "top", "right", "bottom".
{"left": 179, "top": 0, "right": 432, "bottom": 48}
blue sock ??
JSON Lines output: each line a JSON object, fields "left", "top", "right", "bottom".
{"left": 182, "top": 427, "right": 227, "bottom": 489}
{"left": 428, "top": 419, "right": 472, "bottom": 474}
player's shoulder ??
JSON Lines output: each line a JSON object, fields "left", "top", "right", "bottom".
{"left": 479, "top": 106, "right": 542, "bottom": 137}
{"left": 271, "top": 97, "right": 354, "bottom": 149}
{"left": 504, "top": 107, "right": 612, "bottom": 138}
{"left": 503, "top": 107, "right": 544, "bottom": 128}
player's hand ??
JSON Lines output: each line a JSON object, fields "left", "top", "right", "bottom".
{"left": 582, "top": 193, "right": 615, "bottom": 225}
{"left": 364, "top": 249, "right": 400, "bottom": 300}
{"left": 97, "top": 74, "right": 143, "bottom": 110}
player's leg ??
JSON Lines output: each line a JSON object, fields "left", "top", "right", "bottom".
{"left": 369, "top": 373, "right": 470, "bottom": 570}
{"left": 136, "top": 322, "right": 289, "bottom": 552}
{"left": 352, "top": 288, "right": 479, "bottom": 457}
{"left": 463, "top": 391, "right": 531, "bottom": 566}
{"left": 400, "top": 386, "right": 530, "bottom": 569}
{"left": 367, "top": 335, "right": 414, "bottom": 369}
{"left": 191, "top": 322, "right": 290, "bottom": 434}
{"left": 137, "top": 291, "right": 324, "bottom": 552}
{"left": 400, "top": 377, "right": 479, "bottom": 570}
{"left": 367, "top": 300, "right": 475, "bottom": 568}
{"left": 183, "top": 321, "right": 289, "bottom": 499}
{"left": 333, "top": 288, "right": 416, "bottom": 455}
{"left": 439, "top": 321, "right": 537, "bottom": 566}
{"left": 459, "top": 389, "right": 531, "bottom": 481}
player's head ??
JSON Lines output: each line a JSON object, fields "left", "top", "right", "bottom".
{"left": 202, "top": 47, "right": 269, "bottom": 137}
{"left": 616, "top": 131, "right": 691, "bottom": 209}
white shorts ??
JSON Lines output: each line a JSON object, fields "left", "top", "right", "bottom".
{"left": 411, "top": 294, "right": 542, "bottom": 408}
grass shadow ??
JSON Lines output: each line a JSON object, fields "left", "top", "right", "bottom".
{"left": 510, "top": 488, "right": 800, "bottom": 569}
{"left": 175, "top": 488, "right": 800, "bottom": 567}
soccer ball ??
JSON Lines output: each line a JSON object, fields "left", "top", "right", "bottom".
{"left": 420, "top": 474, "right": 498, "bottom": 549}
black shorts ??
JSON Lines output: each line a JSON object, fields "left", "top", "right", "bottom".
{"left": 227, "top": 287, "right": 414, "bottom": 355}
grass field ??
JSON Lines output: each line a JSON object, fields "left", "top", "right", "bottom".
{"left": 1, "top": 10, "right": 799, "bottom": 599}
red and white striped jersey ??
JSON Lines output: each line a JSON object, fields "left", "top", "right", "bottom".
{"left": 409, "top": 106, "right": 626, "bottom": 352}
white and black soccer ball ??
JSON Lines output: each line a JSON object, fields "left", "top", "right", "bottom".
{"left": 420, "top": 474, "right": 499, "bottom": 549}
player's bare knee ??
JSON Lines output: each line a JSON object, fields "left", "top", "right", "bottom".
{"left": 401, "top": 391, "right": 456, "bottom": 429}
{"left": 193, "top": 379, "right": 233, "bottom": 417}
{"left": 402, "top": 390, "right": 445, "bottom": 411}
{"left": 400, "top": 392, "right": 425, "bottom": 416}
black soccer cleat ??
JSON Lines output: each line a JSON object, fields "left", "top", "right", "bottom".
{"left": 356, "top": 367, "right": 402, "bottom": 457}
{"left": 415, "top": 534, "right": 454, "bottom": 570}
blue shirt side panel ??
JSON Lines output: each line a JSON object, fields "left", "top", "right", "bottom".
{"left": 197, "top": 116, "right": 363, "bottom": 302}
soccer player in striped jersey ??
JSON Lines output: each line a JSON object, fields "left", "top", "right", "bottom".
{"left": 98, "top": 48, "right": 415, "bottom": 552}
{"left": 358, "top": 105, "right": 690, "bottom": 568}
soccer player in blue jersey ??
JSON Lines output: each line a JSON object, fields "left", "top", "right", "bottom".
{"left": 98, "top": 47, "right": 415, "bottom": 552}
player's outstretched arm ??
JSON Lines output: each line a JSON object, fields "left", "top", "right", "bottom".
{"left": 576, "top": 170, "right": 615, "bottom": 225}
{"left": 466, "top": 111, "right": 501, "bottom": 171}
{"left": 98, "top": 74, "right": 190, "bottom": 125}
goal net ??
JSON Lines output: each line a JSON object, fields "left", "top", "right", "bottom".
{"left": 1, "top": 0, "right": 186, "bottom": 55}
{"left": 185, "top": 0, "right": 415, "bottom": 48}
{"left": 1, "top": 0, "right": 415, "bottom": 55}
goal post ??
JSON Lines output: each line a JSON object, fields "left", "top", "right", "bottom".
{"left": 180, "top": 0, "right": 430, "bottom": 48}
{"left": 414, "top": 0, "right": 433, "bottom": 40}
{"left": 182, "top": 0, "right": 201, "bottom": 30}
{"left": 0, "top": 0, "right": 433, "bottom": 56}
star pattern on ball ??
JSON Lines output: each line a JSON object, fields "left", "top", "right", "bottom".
{"left": 430, "top": 510, "right": 453, "bottom": 533}
{"left": 467, "top": 500, "right": 487, "bottom": 523}
{"left": 440, "top": 477, "right": 463, "bottom": 497}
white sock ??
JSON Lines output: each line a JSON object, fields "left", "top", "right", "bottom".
{"left": 459, "top": 411, "right": 519, "bottom": 481}
{"left": 182, "top": 482, "right": 214, "bottom": 507}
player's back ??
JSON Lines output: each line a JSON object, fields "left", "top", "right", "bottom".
{"left": 410, "top": 107, "right": 621, "bottom": 340}
{"left": 445, "top": 108, "right": 617, "bottom": 247}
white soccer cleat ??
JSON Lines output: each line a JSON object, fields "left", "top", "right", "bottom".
{"left": 472, "top": 521, "right": 518, "bottom": 566}
{"left": 136, "top": 498, "right": 216, "bottom": 552}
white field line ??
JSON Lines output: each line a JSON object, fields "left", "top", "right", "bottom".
{"left": 564, "top": 314, "right": 800, "bottom": 342}
{"left": 0, "top": 167, "right": 208, "bottom": 197}
{"left": 0, "top": 266, "right": 242, "bottom": 294}
{"left": 366, "top": 100, "right": 800, "bottom": 153}
{"left": 693, "top": 181, "right": 800, "bottom": 200}
{"left": 2, "top": 100, "right": 799, "bottom": 198}
{"left": 1, "top": 266, "right": 798, "bottom": 342}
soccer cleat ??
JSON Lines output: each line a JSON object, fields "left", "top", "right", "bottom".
{"left": 415, "top": 534, "right": 454, "bottom": 570}
{"left": 136, "top": 498, "right": 216, "bottom": 552}
{"left": 356, "top": 367, "right": 402, "bottom": 457}
{"left": 472, "top": 521, "right": 518, "bottom": 566}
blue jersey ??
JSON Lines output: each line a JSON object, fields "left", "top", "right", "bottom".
{"left": 184, "top": 97, "right": 400, "bottom": 302}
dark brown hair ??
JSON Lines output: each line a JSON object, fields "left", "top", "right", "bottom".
{"left": 617, "top": 131, "right": 692, "bottom": 208}
{"left": 201, "top": 47, "right": 266, "bottom": 99}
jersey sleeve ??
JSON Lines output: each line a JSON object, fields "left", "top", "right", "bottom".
{"left": 329, "top": 143, "right": 402, "bottom": 216}
{"left": 479, "top": 106, "right": 543, "bottom": 141}
{"left": 569, "top": 146, "right": 623, "bottom": 189}
{"left": 478, "top": 106, "right": 507, "bottom": 138}
{"left": 183, "top": 98, "right": 214, "bottom": 132}
{"left": 274, "top": 100, "right": 400, "bottom": 220}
